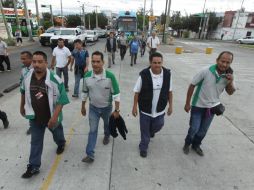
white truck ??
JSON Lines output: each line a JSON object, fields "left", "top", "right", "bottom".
{"left": 39, "top": 27, "right": 60, "bottom": 46}
{"left": 50, "top": 28, "right": 87, "bottom": 50}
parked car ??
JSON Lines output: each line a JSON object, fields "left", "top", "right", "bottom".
{"left": 39, "top": 27, "right": 60, "bottom": 46}
{"left": 236, "top": 37, "right": 254, "bottom": 44}
{"left": 84, "top": 30, "right": 99, "bottom": 42}
{"left": 50, "top": 28, "right": 87, "bottom": 50}
{"left": 95, "top": 29, "right": 107, "bottom": 38}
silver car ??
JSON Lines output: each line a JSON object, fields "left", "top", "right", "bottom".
{"left": 236, "top": 37, "right": 254, "bottom": 44}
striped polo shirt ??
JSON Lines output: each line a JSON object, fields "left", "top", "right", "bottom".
{"left": 191, "top": 64, "right": 230, "bottom": 108}
{"left": 82, "top": 69, "right": 120, "bottom": 108}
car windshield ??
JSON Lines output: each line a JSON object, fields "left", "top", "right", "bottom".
{"left": 60, "top": 30, "right": 76, "bottom": 35}
{"left": 46, "top": 28, "right": 57, "bottom": 33}
{"left": 86, "top": 31, "right": 95, "bottom": 35}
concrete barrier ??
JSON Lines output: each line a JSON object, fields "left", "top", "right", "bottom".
{"left": 175, "top": 46, "right": 183, "bottom": 54}
{"left": 206, "top": 47, "right": 213, "bottom": 54}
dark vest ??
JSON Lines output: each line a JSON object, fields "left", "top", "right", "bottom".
{"left": 106, "top": 37, "right": 117, "bottom": 52}
{"left": 138, "top": 67, "right": 171, "bottom": 114}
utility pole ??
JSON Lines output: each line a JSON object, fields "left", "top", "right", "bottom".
{"left": 148, "top": 0, "right": 153, "bottom": 35}
{"left": 162, "top": 0, "right": 168, "bottom": 43}
{"left": 23, "top": 0, "right": 33, "bottom": 41}
{"left": 0, "top": 0, "right": 12, "bottom": 39}
{"left": 60, "top": 0, "right": 64, "bottom": 26}
{"left": 88, "top": 14, "right": 91, "bottom": 29}
{"left": 35, "top": 0, "right": 40, "bottom": 26}
{"left": 232, "top": 0, "right": 245, "bottom": 40}
{"left": 50, "top": 5, "right": 54, "bottom": 27}
{"left": 82, "top": 4, "right": 86, "bottom": 29}
{"left": 95, "top": 5, "right": 99, "bottom": 28}
{"left": 142, "top": 0, "right": 146, "bottom": 32}
{"left": 198, "top": 0, "right": 207, "bottom": 39}
{"left": 13, "top": 0, "right": 20, "bottom": 30}
{"left": 163, "top": 0, "right": 171, "bottom": 43}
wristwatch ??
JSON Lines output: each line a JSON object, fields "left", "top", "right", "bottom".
{"left": 114, "top": 109, "right": 120, "bottom": 113}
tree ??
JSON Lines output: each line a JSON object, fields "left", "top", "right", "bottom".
{"left": 85, "top": 12, "right": 108, "bottom": 29}
{"left": 1, "top": 0, "right": 23, "bottom": 8}
{"left": 41, "top": 12, "right": 53, "bottom": 29}
{"left": 136, "top": 8, "right": 149, "bottom": 31}
{"left": 66, "top": 15, "right": 81, "bottom": 27}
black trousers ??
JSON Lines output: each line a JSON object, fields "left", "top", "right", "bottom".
{"left": 120, "top": 45, "right": 127, "bottom": 60}
{"left": 149, "top": 48, "right": 157, "bottom": 55}
{"left": 0, "top": 55, "right": 11, "bottom": 71}
{"left": 0, "top": 110, "right": 7, "bottom": 122}
{"left": 16, "top": 37, "right": 23, "bottom": 43}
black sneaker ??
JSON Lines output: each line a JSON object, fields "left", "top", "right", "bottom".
{"left": 26, "top": 127, "right": 31, "bottom": 135}
{"left": 3, "top": 119, "right": 9, "bottom": 129}
{"left": 150, "top": 133, "right": 155, "bottom": 138}
{"left": 192, "top": 146, "right": 204, "bottom": 156}
{"left": 140, "top": 150, "right": 147, "bottom": 158}
{"left": 82, "top": 156, "right": 94, "bottom": 163}
{"left": 72, "top": 94, "right": 79, "bottom": 98}
{"left": 21, "top": 166, "right": 39, "bottom": 178}
{"left": 56, "top": 144, "right": 65, "bottom": 155}
{"left": 183, "top": 144, "right": 190, "bottom": 155}
{"left": 103, "top": 136, "right": 110, "bottom": 145}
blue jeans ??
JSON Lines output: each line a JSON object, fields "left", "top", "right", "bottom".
{"left": 28, "top": 120, "right": 66, "bottom": 169}
{"left": 86, "top": 104, "right": 112, "bottom": 158}
{"left": 56, "top": 67, "right": 69, "bottom": 89}
{"left": 139, "top": 112, "right": 165, "bottom": 152}
{"left": 185, "top": 106, "right": 214, "bottom": 147}
{"left": 73, "top": 72, "right": 83, "bottom": 96}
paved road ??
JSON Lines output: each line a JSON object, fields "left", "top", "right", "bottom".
{"left": 0, "top": 39, "right": 254, "bottom": 190}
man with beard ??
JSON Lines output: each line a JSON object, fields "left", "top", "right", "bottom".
{"left": 183, "top": 51, "right": 236, "bottom": 156}
{"left": 20, "top": 51, "right": 69, "bottom": 178}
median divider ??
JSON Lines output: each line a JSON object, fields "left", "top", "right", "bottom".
{"left": 3, "top": 83, "right": 20, "bottom": 93}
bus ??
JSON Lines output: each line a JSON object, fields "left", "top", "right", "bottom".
{"left": 116, "top": 11, "right": 137, "bottom": 36}
{"left": 1, "top": 8, "right": 38, "bottom": 36}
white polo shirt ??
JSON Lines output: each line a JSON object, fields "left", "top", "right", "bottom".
{"left": 133, "top": 69, "right": 172, "bottom": 118}
{"left": 147, "top": 36, "right": 160, "bottom": 49}
{"left": 52, "top": 46, "right": 71, "bottom": 68}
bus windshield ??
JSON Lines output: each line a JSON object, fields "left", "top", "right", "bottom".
{"left": 118, "top": 21, "right": 136, "bottom": 32}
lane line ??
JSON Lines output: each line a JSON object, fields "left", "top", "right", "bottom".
{"left": 39, "top": 126, "right": 75, "bottom": 190}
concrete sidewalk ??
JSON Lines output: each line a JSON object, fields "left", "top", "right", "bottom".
{"left": 0, "top": 44, "right": 254, "bottom": 190}
{"left": 8, "top": 37, "right": 39, "bottom": 52}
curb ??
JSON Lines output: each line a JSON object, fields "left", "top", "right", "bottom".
{"left": 3, "top": 83, "right": 20, "bottom": 93}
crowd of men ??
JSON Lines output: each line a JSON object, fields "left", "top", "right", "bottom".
{"left": 0, "top": 32, "right": 236, "bottom": 180}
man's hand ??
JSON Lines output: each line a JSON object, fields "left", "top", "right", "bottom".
{"left": 48, "top": 116, "right": 58, "bottom": 129}
{"left": 84, "top": 67, "right": 88, "bottom": 73}
{"left": 20, "top": 107, "right": 25, "bottom": 117}
{"left": 112, "top": 111, "right": 120, "bottom": 118}
{"left": 81, "top": 106, "right": 86, "bottom": 116}
{"left": 184, "top": 103, "right": 191, "bottom": 113}
{"left": 226, "top": 74, "right": 234, "bottom": 84}
{"left": 132, "top": 106, "right": 138, "bottom": 117}
{"left": 167, "top": 106, "right": 172, "bottom": 116}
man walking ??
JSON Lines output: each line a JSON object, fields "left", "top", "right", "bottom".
{"left": 70, "top": 39, "right": 89, "bottom": 98}
{"left": 20, "top": 51, "right": 69, "bottom": 178}
{"left": 183, "top": 51, "right": 236, "bottom": 156}
{"left": 51, "top": 38, "right": 72, "bottom": 91}
{"left": 140, "top": 32, "right": 147, "bottom": 57}
{"left": 118, "top": 32, "right": 128, "bottom": 60}
{"left": 147, "top": 32, "right": 160, "bottom": 55}
{"left": 129, "top": 35, "right": 139, "bottom": 66}
{"left": 81, "top": 51, "right": 120, "bottom": 163}
{"left": 132, "top": 52, "right": 173, "bottom": 158}
{"left": 105, "top": 32, "right": 117, "bottom": 68}
{"left": 20, "top": 51, "right": 33, "bottom": 135}
{"left": 0, "top": 37, "right": 11, "bottom": 72}
{"left": 0, "top": 110, "right": 9, "bottom": 129}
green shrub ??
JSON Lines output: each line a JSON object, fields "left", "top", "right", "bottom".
{"left": 183, "top": 31, "right": 189, "bottom": 38}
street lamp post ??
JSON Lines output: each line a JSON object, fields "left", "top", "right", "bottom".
{"left": 23, "top": 0, "right": 33, "bottom": 41}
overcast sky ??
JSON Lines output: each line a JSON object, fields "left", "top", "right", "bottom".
{"left": 27, "top": 0, "right": 254, "bottom": 16}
